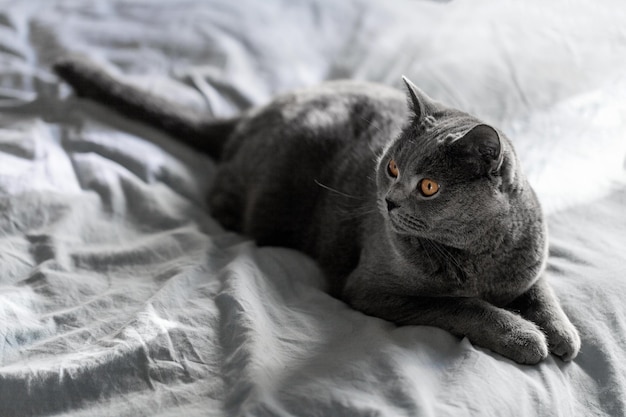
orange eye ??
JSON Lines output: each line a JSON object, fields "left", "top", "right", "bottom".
{"left": 419, "top": 179, "right": 439, "bottom": 197}
{"left": 387, "top": 159, "right": 399, "bottom": 178}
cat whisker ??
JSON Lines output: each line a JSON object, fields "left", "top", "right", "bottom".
{"left": 431, "top": 240, "right": 464, "bottom": 275}
{"left": 314, "top": 179, "right": 365, "bottom": 200}
{"left": 420, "top": 239, "right": 438, "bottom": 272}
{"left": 338, "top": 207, "right": 380, "bottom": 221}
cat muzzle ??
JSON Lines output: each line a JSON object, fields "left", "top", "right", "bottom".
{"left": 385, "top": 198, "right": 400, "bottom": 211}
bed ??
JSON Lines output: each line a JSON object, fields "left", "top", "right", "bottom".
{"left": 1, "top": 0, "right": 625, "bottom": 416}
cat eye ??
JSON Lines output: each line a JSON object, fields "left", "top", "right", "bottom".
{"left": 419, "top": 178, "right": 439, "bottom": 197}
{"left": 387, "top": 159, "right": 399, "bottom": 178}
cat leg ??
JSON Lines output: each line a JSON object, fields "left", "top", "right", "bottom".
{"left": 343, "top": 277, "right": 549, "bottom": 364}
{"left": 508, "top": 276, "right": 581, "bottom": 361}
{"left": 207, "top": 167, "right": 245, "bottom": 232}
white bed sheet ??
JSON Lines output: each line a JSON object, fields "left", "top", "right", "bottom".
{"left": 0, "top": 0, "right": 625, "bottom": 416}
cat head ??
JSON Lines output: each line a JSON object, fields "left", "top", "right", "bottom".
{"left": 376, "top": 77, "right": 522, "bottom": 249}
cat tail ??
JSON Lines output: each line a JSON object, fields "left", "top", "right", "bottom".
{"left": 53, "top": 55, "right": 237, "bottom": 159}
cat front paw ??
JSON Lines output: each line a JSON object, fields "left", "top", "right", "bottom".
{"left": 498, "top": 322, "right": 549, "bottom": 365}
{"left": 543, "top": 318, "right": 581, "bottom": 361}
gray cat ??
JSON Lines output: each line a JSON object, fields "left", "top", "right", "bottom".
{"left": 54, "top": 56, "right": 580, "bottom": 365}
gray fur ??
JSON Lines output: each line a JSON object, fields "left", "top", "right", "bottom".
{"left": 54, "top": 57, "right": 580, "bottom": 364}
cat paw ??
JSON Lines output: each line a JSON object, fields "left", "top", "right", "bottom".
{"left": 543, "top": 319, "right": 581, "bottom": 361}
{"left": 496, "top": 321, "right": 549, "bottom": 365}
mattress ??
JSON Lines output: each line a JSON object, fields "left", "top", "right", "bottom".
{"left": 0, "top": 0, "right": 625, "bottom": 416}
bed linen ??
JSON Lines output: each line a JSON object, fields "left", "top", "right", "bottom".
{"left": 0, "top": 0, "right": 625, "bottom": 416}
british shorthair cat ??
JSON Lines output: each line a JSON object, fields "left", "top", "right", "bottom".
{"left": 54, "top": 56, "right": 580, "bottom": 364}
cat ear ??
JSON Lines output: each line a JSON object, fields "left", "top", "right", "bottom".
{"left": 450, "top": 124, "right": 503, "bottom": 175}
{"left": 402, "top": 76, "right": 437, "bottom": 123}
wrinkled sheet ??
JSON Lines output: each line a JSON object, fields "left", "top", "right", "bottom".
{"left": 1, "top": 0, "right": 626, "bottom": 416}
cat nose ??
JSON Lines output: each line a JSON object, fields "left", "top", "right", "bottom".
{"left": 385, "top": 198, "right": 399, "bottom": 211}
